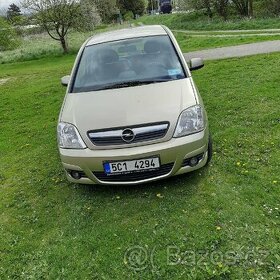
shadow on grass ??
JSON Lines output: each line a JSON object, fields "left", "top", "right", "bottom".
{"left": 72, "top": 166, "right": 210, "bottom": 199}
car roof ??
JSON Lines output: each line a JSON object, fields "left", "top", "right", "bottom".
{"left": 86, "top": 25, "right": 168, "bottom": 46}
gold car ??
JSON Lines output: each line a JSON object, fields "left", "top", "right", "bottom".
{"left": 58, "top": 25, "right": 212, "bottom": 185}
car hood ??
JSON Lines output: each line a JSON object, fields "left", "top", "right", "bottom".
{"left": 60, "top": 78, "right": 197, "bottom": 149}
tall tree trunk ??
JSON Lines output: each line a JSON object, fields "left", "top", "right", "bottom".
{"left": 204, "top": 0, "right": 213, "bottom": 19}
{"left": 215, "top": 0, "right": 229, "bottom": 21}
{"left": 232, "top": 0, "right": 250, "bottom": 17}
{"left": 60, "top": 36, "right": 68, "bottom": 54}
{"left": 248, "top": 0, "right": 253, "bottom": 17}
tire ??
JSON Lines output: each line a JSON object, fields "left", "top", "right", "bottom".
{"left": 206, "top": 133, "right": 213, "bottom": 165}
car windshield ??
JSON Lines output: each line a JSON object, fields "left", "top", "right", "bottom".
{"left": 72, "top": 35, "right": 186, "bottom": 93}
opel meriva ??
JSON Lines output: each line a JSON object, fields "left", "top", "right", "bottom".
{"left": 58, "top": 25, "right": 212, "bottom": 185}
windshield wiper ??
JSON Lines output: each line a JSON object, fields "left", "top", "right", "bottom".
{"left": 95, "top": 79, "right": 170, "bottom": 91}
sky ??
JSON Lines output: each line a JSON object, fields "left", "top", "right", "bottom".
{"left": 0, "top": 0, "right": 21, "bottom": 10}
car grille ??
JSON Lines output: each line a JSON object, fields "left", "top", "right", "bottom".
{"left": 93, "top": 163, "right": 174, "bottom": 182}
{"left": 88, "top": 122, "right": 169, "bottom": 146}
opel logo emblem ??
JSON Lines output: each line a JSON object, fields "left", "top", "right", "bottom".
{"left": 121, "top": 128, "right": 135, "bottom": 143}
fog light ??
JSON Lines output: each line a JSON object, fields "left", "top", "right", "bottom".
{"left": 189, "top": 157, "right": 199, "bottom": 167}
{"left": 71, "top": 171, "right": 82, "bottom": 180}
{"left": 181, "top": 153, "right": 204, "bottom": 167}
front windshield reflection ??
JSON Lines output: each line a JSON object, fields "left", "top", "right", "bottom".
{"left": 72, "top": 35, "right": 186, "bottom": 93}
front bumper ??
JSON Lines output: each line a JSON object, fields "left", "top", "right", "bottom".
{"left": 59, "top": 129, "right": 209, "bottom": 185}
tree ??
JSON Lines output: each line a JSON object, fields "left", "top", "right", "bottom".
{"left": 118, "top": 0, "right": 146, "bottom": 18}
{"left": 7, "top": 4, "right": 22, "bottom": 24}
{"left": 7, "top": 3, "right": 22, "bottom": 24}
{"left": 203, "top": 0, "right": 213, "bottom": 18}
{"left": 147, "top": 0, "right": 159, "bottom": 13}
{"left": 266, "top": 0, "right": 280, "bottom": 15}
{"left": 22, "top": 0, "right": 81, "bottom": 53}
{"left": 0, "top": 17, "right": 20, "bottom": 51}
{"left": 232, "top": 0, "right": 254, "bottom": 17}
{"left": 92, "top": 0, "right": 118, "bottom": 22}
{"left": 188, "top": 0, "right": 213, "bottom": 19}
{"left": 248, "top": 0, "right": 253, "bottom": 17}
{"left": 213, "top": 0, "right": 229, "bottom": 20}
{"left": 79, "top": 0, "right": 101, "bottom": 30}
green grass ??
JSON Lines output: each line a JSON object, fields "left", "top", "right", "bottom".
{"left": 0, "top": 32, "right": 86, "bottom": 64}
{"left": 135, "top": 13, "right": 280, "bottom": 52}
{"left": 2, "top": 16, "right": 280, "bottom": 64}
{"left": 2, "top": 30, "right": 279, "bottom": 64}
{"left": 1, "top": 53, "right": 280, "bottom": 279}
{"left": 174, "top": 31, "right": 280, "bottom": 52}
{"left": 137, "top": 13, "right": 280, "bottom": 31}
{"left": 0, "top": 25, "right": 118, "bottom": 64}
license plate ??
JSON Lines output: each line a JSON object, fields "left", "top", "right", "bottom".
{"left": 104, "top": 157, "right": 160, "bottom": 175}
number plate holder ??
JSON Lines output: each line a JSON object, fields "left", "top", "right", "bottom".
{"left": 103, "top": 156, "right": 160, "bottom": 175}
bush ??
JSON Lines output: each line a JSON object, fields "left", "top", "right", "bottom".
{"left": 123, "top": 11, "right": 134, "bottom": 21}
{"left": 0, "top": 17, "right": 21, "bottom": 51}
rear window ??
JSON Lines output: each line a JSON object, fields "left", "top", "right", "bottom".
{"left": 72, "top": 35, "right": 186, "bottom": 93}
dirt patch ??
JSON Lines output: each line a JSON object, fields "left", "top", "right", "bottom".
{"left": 0, "top": 78, "right": 11, "bottom": 85}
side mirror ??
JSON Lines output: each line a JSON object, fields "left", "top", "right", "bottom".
{"left": 189, "top": 58, "right": 204, "bottom": 71}
{"left": 61, "top": 75, "right": 70, "bottom": 87}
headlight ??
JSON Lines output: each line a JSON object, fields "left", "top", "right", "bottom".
{"left": 57, "top": 122, "right": 87, "bottom": 149}
{"left": 173, "top": 105, "right": 205, "bottom": 138}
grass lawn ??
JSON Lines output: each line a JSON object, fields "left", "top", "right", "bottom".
{"left": 1, "top": 16, "right": 280, "bottom": 64}
{"left": 0, "top": 53, "right": 279, "bottom": 279}
{"left": 137, "top": 13, "right": 280, "bottom": 31}
{"left": 135, "top": 13, "right": 280, "bottom": 52}
{"left": 174, "top": 31, "right": 280, "bottom": 53}
{"left": 2, "top": 31, "right": 279, "bottom": 64}
{"left": 0, "top": 25, "right": 121, "bottom": 64}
